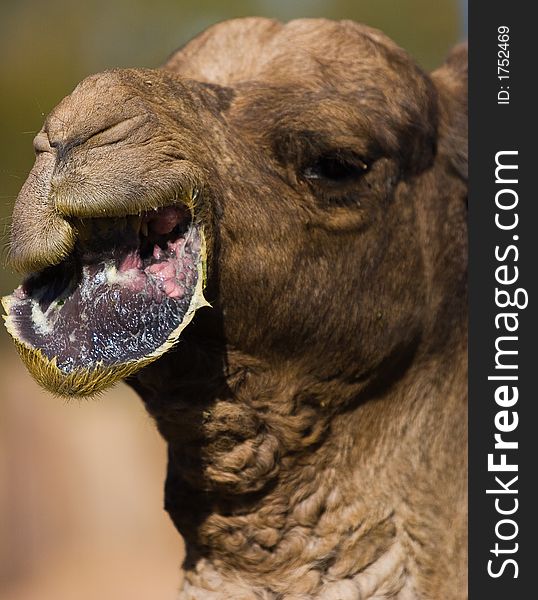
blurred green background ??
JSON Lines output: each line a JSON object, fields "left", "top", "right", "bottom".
{"left": 0, "top": 2, "right": 463, "bottom": 599}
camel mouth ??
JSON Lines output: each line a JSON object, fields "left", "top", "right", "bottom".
{"left": 2, "top": 205, "right": 208, "bottom": 397}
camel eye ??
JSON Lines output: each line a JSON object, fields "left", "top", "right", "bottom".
{"left": 303, "top": 155, "right": 368, "bottom": 183}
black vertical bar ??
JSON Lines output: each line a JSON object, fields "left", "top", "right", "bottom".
{"left": 469, "top": 1, "right": 536, "bottom": 597}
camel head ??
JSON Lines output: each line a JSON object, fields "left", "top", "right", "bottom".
{"left": 3, "top": 18, "right": 467, "bottom": 599}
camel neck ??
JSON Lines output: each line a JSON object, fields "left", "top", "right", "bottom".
{"left": 133, "top": 339, "right": 466, "bottom": 598}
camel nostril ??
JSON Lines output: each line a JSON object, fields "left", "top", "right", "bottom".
{"left": 49, "top": 139, "right": 72, "bottom": 161}
{"left": 34, "top": 134, "right": 70, "bottom": 160}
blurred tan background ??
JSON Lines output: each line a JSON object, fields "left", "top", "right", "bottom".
{"left": 0, "top": 1, "right": 463, "bottom": 599}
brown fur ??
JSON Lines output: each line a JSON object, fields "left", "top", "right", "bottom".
{"left": 8, "top": 18, "right": 467, "bottom": 599}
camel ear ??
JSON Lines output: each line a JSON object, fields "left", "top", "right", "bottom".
{"left": 432, "top": 43, "right": 468, "bottom": 180}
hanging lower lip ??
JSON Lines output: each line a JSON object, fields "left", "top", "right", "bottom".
{"left": 2, "top": 204, "right": 209, "bottom": 397}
